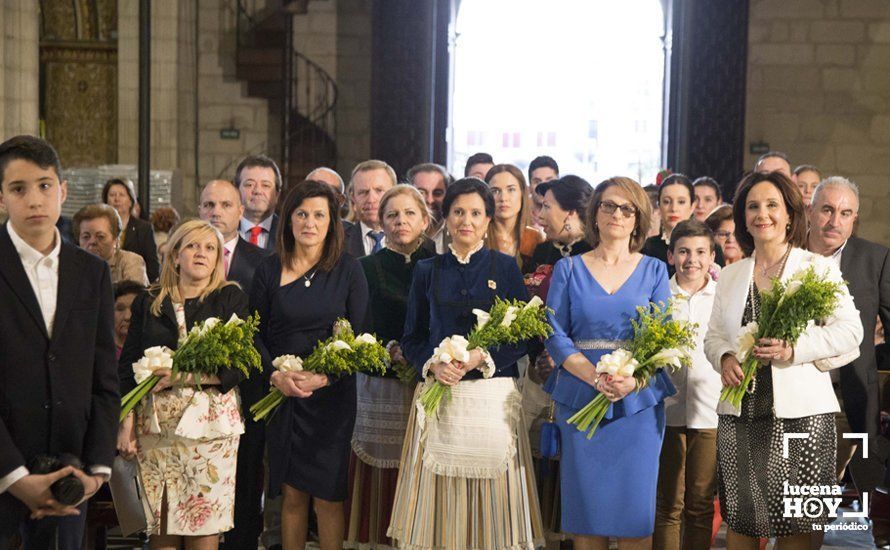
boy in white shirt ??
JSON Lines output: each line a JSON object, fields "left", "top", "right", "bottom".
{"left": 654, "top": 219, "right": 722, "bottom": 550}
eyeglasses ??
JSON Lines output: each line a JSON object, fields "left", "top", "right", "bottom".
{"left": 715, "top": 230, "right": 736, "bottom": 240}
{"left": 599, "top": 201, "right": 637, "bottom": 218}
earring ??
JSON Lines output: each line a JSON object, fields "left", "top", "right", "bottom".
{"left": 562, "top": 223, "right": 572, "bottom": 233}
{"left": 786, "top": 224, "right": 791, "bottom": 232}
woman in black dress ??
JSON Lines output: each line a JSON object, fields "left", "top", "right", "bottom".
{"left": 251, "top": 180, "right": 369, "bottom": 550}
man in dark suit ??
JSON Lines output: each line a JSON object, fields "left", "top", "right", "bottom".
{"left": 235, "top": 155, "right": 281, "bottom": 251}
{"left": 807, "top": 175, "right": 890, "bottom": 501}
{"left": 199, "top": 179, "right": 269, "bottom": 549}
{"left": 0, "top": 136, "right": 118, "bottom": 548}
{"left": 343, "top": 160, "right": 397, "bottom": 259}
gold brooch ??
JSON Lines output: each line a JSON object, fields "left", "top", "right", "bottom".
{"left": 488, "top": 280, "right": 497, "bottom": 289}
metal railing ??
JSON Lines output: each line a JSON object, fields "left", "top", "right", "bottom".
{"left": 230, "top": 0, "right": 338, "bottom": 179}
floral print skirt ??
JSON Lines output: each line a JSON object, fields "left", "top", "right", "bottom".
{"left": 136, "top": 386, "right": 242, "bottom": 536}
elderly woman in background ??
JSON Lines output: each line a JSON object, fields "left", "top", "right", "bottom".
{"left": 103, "top": 177, "right": 160, "bottom": 281}
{"left": 705, "top": 171, "right": 862, "bottom": 549}
{"left": 112, "top": 280, "right": 144, "bottom": 359}
{"left": 251, "top": 181, "right": 369, "bottom": 550}
{"left": 74, "top": 203, "right": 149, "bottom": 286}
{"left": 484, "top": 164, "right": 544, "bottom": 271}
{"left": 150, "top": 205, "right": 181, "bottom": 257}
{"left": 389, "top": 178, "right": 543, "bottom": 550}
{"left": 117, "top": 219, "right": 249, "bottom": 548}
{"left": 345, "top": 185, "right": 435, "bottom": 549}
{"left": 706, "top": 205, "right": 744, "bottom": 265}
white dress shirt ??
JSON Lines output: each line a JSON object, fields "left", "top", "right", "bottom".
{"left": 664, "top": 275, "right": 722, "bottom": 429}
{"left": 223, "top": 236, "right": 239, "bottom": 277}
{"left": 239, "top": 215, "right": 274, "bottom": 249}
{"left": 360, "top": 221, "right": 386, "bottom": 256}
{"left": 0, "top": 224, "right": 110, "bottom": 494}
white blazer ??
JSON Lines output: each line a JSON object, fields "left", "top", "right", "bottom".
{"left": 704, "top": 247, "right": 863, "bottom": 419}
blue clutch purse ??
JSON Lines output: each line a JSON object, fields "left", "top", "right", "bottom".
{"left": 539, "top": 399, "right": 560, "bottom": 459}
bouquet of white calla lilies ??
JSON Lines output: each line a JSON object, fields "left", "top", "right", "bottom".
{"left": 419, "top": 296, "right": 552, "bottom": 418}
{"left": 120, "top": 313, "right": 261, "bottom": 421}
{"left": 568, "top": 301, "right": 697, "bottom": 439}
{"left": 720, "top": 265, "right": 846, "bottom": 406}
{"left": 251, "top": 319, "right": 388, "bottom": 422}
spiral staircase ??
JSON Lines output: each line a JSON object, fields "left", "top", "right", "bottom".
{"left": 234, "top": 0, "right": 338, "bottom": 189}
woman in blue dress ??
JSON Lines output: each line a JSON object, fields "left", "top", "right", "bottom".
{"left": 388, "top": 178, "right": 544, "bottom": 550}
{"left": 545, "top": 176, "right": 675, "bottom": 549}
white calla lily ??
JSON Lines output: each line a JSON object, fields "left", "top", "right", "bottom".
{"left": 595, "top": 348, "right": 638, "bottom": 377}
{"left": 132, "top": 346, "right": 174, "bottom": 383}
{"left": 735, "top": 322, "right": 759, "bottom": 363}
{"left": 326, "top": 340, "right": 352, "bottom": 352}
{"left": 649, "top": 348, "right": 687, "bottom": 370}
{"left": 500, "top": 306, "right": 519, "bottom": 328}
{"left": 472, "top": 309, "right": 491, "bottom": 331}
{"left": 272, "top": 354, "right": 304, "bottom": 372}
{"left": 433, "top": 335, "right": 471, "bottom": 364}
{"left": 355, "top": 333, "right": 378, "bottom": 346}
{"left": 523, "top": 295, "right": 544, "bottom": 310}
{"left": 226, "top": 313, "right": 244, "bottom": 326}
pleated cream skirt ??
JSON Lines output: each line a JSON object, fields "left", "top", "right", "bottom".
{"left": 387, "top": 380, "right": 545, "bottom": 550}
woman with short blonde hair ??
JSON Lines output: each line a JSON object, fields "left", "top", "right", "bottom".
{"left": 117, "top": 219, "right": 249, "bottom": 549}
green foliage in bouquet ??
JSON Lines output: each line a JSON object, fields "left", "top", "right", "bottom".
{"left": 721, "top": 266, "right": 844, "bottom": 407}
{"left": 173, "top": 313, "right": 262, "bottom": 385}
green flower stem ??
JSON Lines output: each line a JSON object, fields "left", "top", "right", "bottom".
{"left": 250, "top": 388, "right": 284, "bottom": 422}
{"left": 419, "top": 382, "right": 452, "bottom": 418}
{"left": 119, "top": 376, "right": 161, "bottom": 421}
{"left": 566, "top": 394, "right": 610, "bottom": 439}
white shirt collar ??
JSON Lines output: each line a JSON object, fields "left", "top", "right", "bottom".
{"left": 240, "top": 214, "right": 274, "bottom": 232}
{"left": 448, "top": 240, "right": 485, "bottom": 264}
{"left": 7, "top": 223, "right": 61, "bottom": 267}
{"left": 224, "top": 236, "right": 239, "bottom": 255}
{"left": 669, "top": 273, "right": 717, "bottom": 298}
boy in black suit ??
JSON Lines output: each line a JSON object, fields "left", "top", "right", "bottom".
{"left": 0, "top": 136, "right": 118, "bottom": 548}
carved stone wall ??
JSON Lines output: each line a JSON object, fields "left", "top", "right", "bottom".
{"left": 39, "top": 0, "right": 118, "bottom": 167}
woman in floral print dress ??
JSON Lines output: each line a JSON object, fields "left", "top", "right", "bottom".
{"left": 117, "top": 220, "right": 249, "bottom": 547}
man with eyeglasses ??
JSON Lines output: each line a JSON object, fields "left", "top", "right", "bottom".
{"left": 806, "top": 176, "right": 890, "bottom": 543}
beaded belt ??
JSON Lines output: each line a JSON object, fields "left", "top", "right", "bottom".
{"left": 573, "top": 339, "right": 631, "bottom": 350}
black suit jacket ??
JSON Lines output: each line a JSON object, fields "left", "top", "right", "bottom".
{"left": 838, "top": 236, "right": 890, "bottom": 436}
{"left": 228, "top": 238, "right": 270, "bottom": 294}
{"left": 0, "top": 225, "right": 118, "bottom": 529}
{"left": 122, "top": 216, "right": 160, "bottom": 282}
{"left": 343, "top": 220, "right": 365, "bottom": 259}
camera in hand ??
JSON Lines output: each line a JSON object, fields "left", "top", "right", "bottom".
{"left": 27, "top": 453, "right": 85, "bottom": 505}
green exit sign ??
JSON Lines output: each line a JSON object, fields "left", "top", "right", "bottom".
{"left": 220, "top": 128, "right": 240, "bottom": 140}
{"left": 749, "top": 141, "right": 769, "bottom": 155}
